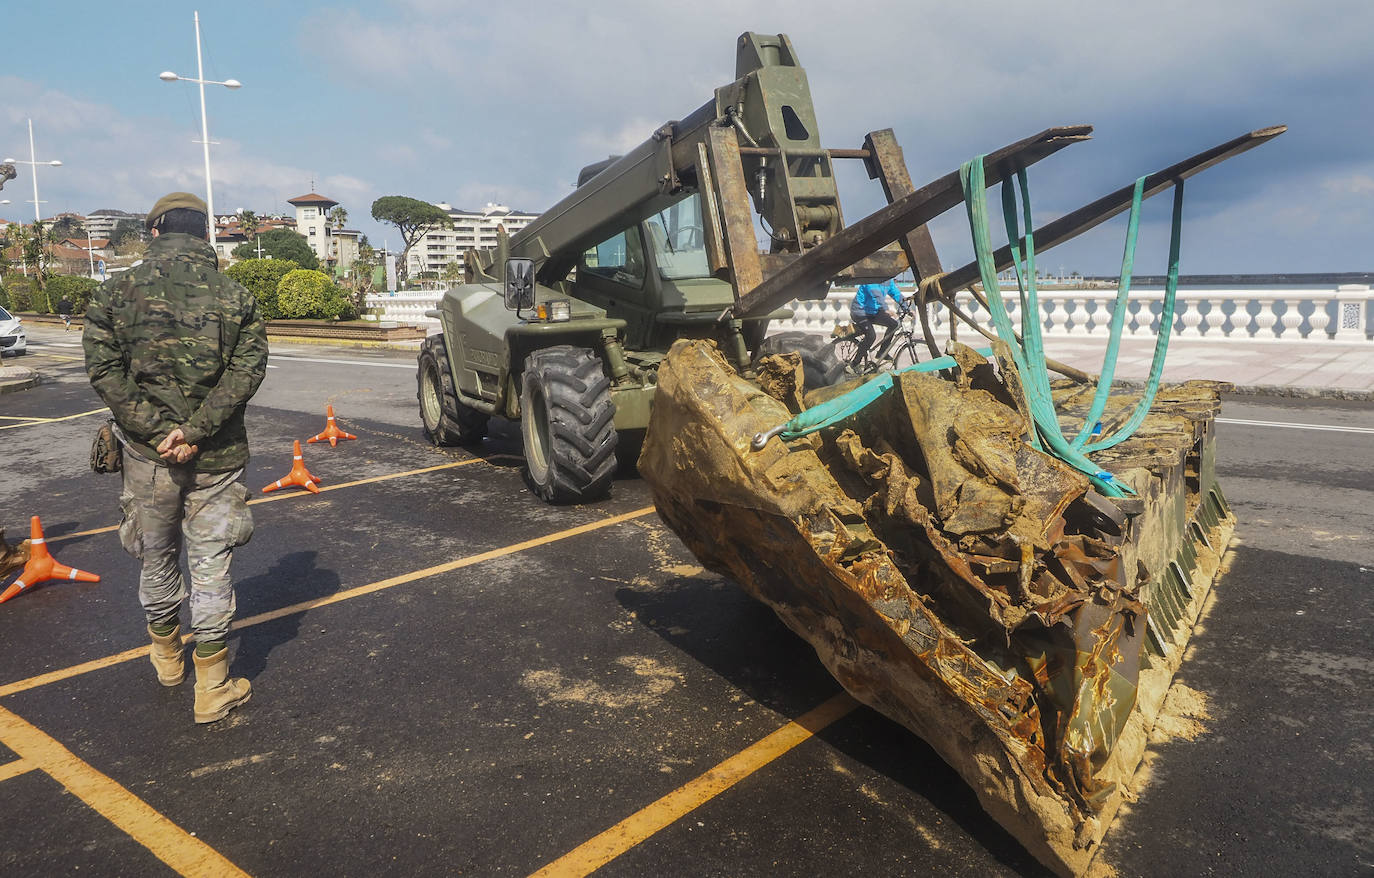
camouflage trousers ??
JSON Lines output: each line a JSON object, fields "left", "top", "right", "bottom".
{"left": 117, "top": 449, "right": 254, "bottom": 643}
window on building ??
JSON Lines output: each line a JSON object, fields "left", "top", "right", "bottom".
{"left": 309, "top": 227, "right": 316, "bottom": 237}
{"left": 303, "top": 208, "right": 316, "bottom": 218}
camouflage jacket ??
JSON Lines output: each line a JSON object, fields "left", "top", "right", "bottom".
{"left": 83, "top": 233, "right": 268, "bottom": 472}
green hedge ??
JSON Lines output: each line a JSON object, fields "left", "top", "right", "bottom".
{"left": 224, "top": 258, "right": 300, "bottom": 320}
{"left": 0, "top": 274, "right": 36, "bottom": 312}
{"left": 276, "top": 269, "right": 356, "bottom": 320}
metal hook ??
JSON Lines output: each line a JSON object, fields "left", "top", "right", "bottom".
{"left": 751, "top": 423, "right": 788, "bottom": 450}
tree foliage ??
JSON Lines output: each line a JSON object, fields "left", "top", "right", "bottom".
{"left": 109, "top": 219, "right": 144, "bottom": 254}
{"left": 0, "top": 273, "right": 35, "bottom": 312}
{"left": 224, "top": 258, "right": 300, "bottom": 320}
{"left": 45, "top": 275, "right": 99, "bottom": 314}
{"left": 370, "top": 196, "right": 451, "bottom": 283}
{"left": 238, "top": 210, "right": 259, "bottom": 242}
{"left": 346, "top": 241, "right": 377, "bottom": 308}
{"left": 230, "top": 228, "right": 318, "bottom": 269}
{"left": 277, "top": 269, "right": 355, "bottom": 320}
{"left": 50, "top": 215, "right": 86, "bottom": 240}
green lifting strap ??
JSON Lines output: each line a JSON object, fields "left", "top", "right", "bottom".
{"left": 961, "top": 157, "right": 1129, "bottom": 497}
{"left": 1068, "top": 177, "right": 1145, "bottom": 449}
{"left": 750, "top": 348, "right": 993, "bottom": 449}
{"left": 1082, "top": 181, "right": 1185, "bottom": 452}
{"left": 960, "top": 156, "right": 1188, "bottom": 494}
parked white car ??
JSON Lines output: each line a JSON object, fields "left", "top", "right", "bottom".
{"left": 0, "top": 306, "right": 27, "bottom": 357}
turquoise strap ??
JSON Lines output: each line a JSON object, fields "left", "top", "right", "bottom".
{"left": 767, "top": 348, "right": 993, "bottom": 443}
{"left": 962, "top": 157, "right": 1130, "bottom": 497}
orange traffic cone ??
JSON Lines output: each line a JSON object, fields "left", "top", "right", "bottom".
{"left": 307, "top": 405, "right": 357, "bottom": 447}
{"left": 262, "top": 440, "right": 322, "bottom": 494}
{"left": 0, "top": 516, "right": 101, "bottom": 604}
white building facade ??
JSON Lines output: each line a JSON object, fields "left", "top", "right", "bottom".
{"left": 406, "top": 203, "right": 539, "bottom": 278}
{"left": 85, "top": 209, "right": 145, "bottom": 242}
{"left": 288, "top": 192, "right": 348, "bottom": 268}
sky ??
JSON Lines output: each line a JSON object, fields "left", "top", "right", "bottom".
{"left": 1, "top": 0, "right": 1370, "bottom": 275}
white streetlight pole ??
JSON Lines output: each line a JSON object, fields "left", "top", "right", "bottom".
{"left": 159, "top": 10, "right": 240, "bottom": 250}
{"left": 4, "top": 119, "right": 63, "bottom": 280}
{"left": 3, "top": 119, "right": 63, "bottom": 224}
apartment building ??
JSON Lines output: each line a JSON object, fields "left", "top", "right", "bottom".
{"left": 406, "top": 203, "right": 539, "bottom": 278}
{"left": 85, "top": 209, "right": 146, "bottom": 241}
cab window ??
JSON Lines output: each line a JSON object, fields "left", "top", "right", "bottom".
{"left": 581, "top": 226, "right": 645, "bottom": 288}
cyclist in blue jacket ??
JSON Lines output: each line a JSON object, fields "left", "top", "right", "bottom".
{"left": 848, "top": 278, "right": 904, "bottom": 365}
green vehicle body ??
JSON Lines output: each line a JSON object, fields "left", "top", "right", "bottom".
{"left": 426, "top": 190, "right": 783, "bottom": 434}
{"left": 419, "top": 33, "right": 851, "bottom": 500}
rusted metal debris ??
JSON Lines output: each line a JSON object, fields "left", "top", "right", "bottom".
{"left": 639, "top": 339, "right": 1235, "bottom": 876}
{"left": 0, "top": 528, "right": 30, "bottom": 580}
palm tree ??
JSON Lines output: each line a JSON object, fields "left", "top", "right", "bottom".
{"left": 238, "top": 209, "right": 259, "bottom": 245}
{"left": 327, "top": 207, "right": 349, "bottom": 270}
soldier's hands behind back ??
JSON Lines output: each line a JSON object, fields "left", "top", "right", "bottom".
{"left": 157, "top": 428, "right": 200, "bottom": 464}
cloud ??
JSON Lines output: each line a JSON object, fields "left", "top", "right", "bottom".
{"left": 0, "top": 76, "right": 376, "bottom": 222}
{"left": 6, "top": 3, "right": 1371, "bottom": 272}
{"left": 294, "top": 0, "right": 1374, "bottom": 271}
{"left": 1324, "top": 171, "right": 1374, "bottom": 197}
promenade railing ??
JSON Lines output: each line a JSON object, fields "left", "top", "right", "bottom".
{"left": 366, "top": 284, "right": 1371, "bottom": 343}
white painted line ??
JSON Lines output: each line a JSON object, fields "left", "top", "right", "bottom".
{"left": 268, "top": 354, "right": 414, "bottom": 370}
{"left": 30, "top": 342, "right": 82, "bottom": 348}
{"left": 1217, "top": 417, "right": 1374, "bottom": 435}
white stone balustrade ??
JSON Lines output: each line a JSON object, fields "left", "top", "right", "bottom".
{"left": 363, "top": 292, "right": 445, "bottom": 328}
{"left": 779, "top": 285, "right": 1372, "bottom": 343}
{"left": 366, "top": 285, "right": 1372, "bottom": 343}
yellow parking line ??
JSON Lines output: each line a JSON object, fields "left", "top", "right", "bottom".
{"left": 0, "top": 407, "right": 106, "bottom": 429}
{"left": 0, "top": 757, "right": 38, "bottom": 782}
{"left": 0, "top": 416, "right": 45, "bottom": 422}
{"left": 27, "top": 352, "right": 84, "bottom": 362}
{"left": 0, "top": 704, "right": 250, "bottom": 877}
{"left": 529, "top": 692, "right": 858, "bottom": 877}
{"left": 50, "top": 454, "right": 523, "bottom": 544}
{"left": 0, "top": 506, "right": 657, "bottom": 699}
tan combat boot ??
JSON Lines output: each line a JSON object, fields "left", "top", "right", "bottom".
{"left": 147, "top": 625, "right": 185, "bottom": 686}
{"left": 192, "top": 649, "right": 252, "bottom": 724}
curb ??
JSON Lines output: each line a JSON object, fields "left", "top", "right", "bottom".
{"left": 1223, "top": 383, "right": 1374, "bottom": 403}
{"left": 0, "top": 367, "right": 40, "bottom": 395}
{"left": 1105, "top": 377, "right": 1374, "bottom": 403}
{"left": 267, "top": 333, "right": 426, "bottom": 353}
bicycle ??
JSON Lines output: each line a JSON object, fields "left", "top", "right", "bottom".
{"left": 828, "top": 300, "right": 924, "bottom": 375}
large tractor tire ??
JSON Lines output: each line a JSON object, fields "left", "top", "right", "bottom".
{"left": 417, "top": 334, "right": 488, "bottom": 447}
{"left": 753, "top": 331, "right": 847, "bottom": 389}
{"left": 520, "top": 346, "right": 617, "bottom": 504}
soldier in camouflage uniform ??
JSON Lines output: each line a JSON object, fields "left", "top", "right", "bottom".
{"left": 83, "top": 192, "right": 268, "bottom": 724}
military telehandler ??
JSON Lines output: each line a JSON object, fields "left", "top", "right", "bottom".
{"left": 417, "top": 31, "right": 1281, "bottom": 875}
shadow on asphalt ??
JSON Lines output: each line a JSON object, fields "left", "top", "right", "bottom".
{"left": 232, "top": 550, "right": 339, "bottom": 681}
{"left": 616, "top": 573, "right": 1053, "bottom": 876}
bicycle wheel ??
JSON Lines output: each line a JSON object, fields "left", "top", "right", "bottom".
{"left": 891, "top": 339, "right": 921, "bottom": 370}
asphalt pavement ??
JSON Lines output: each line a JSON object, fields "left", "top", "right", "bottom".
{"left": 0, "top": 322, "right": 1370, "bottom": 877}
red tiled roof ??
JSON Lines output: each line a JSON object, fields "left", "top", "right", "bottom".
{"left": 50, "top": 244, "right": 94, "bottom": 260}
{"left": 287, "top": 193, "right": 339, "bottom": 207}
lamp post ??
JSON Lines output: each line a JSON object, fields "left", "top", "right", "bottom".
{"left": 4, "top": 119, "right": 63, "bottom": 224}
{"left": 4, "top": 119, "right": 63, "bottom": 280}
{"left": 159, "top": 10, "right": 240, "bottom": 249}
